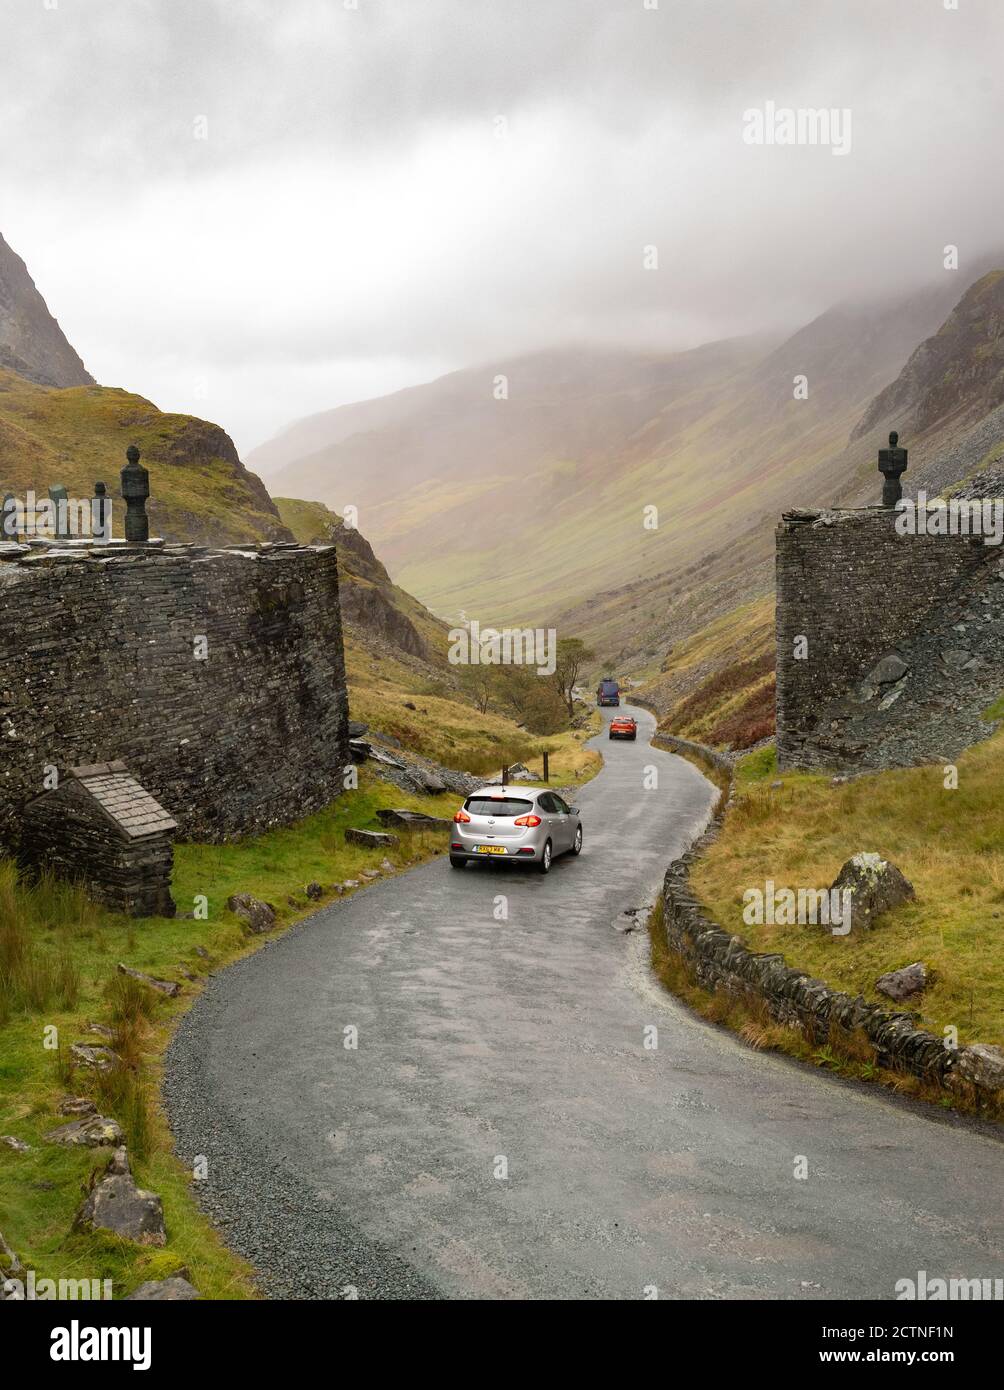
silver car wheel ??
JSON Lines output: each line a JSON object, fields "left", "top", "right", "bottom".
{"left": 572, "top": 826, "right": 582, "bottom": 855}
{"left": 538, "top": 840, "right": 552, "bottom": 874}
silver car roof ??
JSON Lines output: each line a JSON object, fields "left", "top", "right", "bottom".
{"left": 470, "top": 786, "right": 549, "bottom": 798}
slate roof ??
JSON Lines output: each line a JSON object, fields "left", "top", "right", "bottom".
{"left": 69, "top": 761, "right": 178, "bottom": 840}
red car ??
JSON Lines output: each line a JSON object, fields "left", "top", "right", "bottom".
{"left": 608, "top": 715, "right": 637, "bottom": 740}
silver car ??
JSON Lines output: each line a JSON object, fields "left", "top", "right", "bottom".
{"left": 449, "top": 787, "right": 582, "bottom": 874}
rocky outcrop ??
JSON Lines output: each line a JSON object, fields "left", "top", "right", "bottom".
{"left": 854, "top": 271, "right": 1004, "bottom": 442}
{"left": 0, "top": 232, "right": 93, "bottom": 388}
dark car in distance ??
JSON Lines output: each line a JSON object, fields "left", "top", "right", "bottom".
{"left": 597, "top": 677, "right": 620, "bottom": 706}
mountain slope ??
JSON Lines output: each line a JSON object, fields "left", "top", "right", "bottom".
{"left": 636, "top": 269, "right": 1004, "bottom": 736}
{"left": 0, "top": 369, "right": 292, "bottom": 545}
{"left": 253, "top": 280, "right": 965, "bottom": 637}
{"left": 275, "top": 496, "right": 447, "bottom": 664}
{"left": 845, "top": 270, "right": 1004, "bottom": 501}
{"left": 0, "top": 233, "right": 93, "bottom": 388}
{"left": 0, "top": 230, "right": 292, "bottom": 546}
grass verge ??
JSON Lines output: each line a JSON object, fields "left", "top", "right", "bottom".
{"left": 646, "top": 731, "right": 1004, "bottom": 1120}
{"left": 0, "top": 769, "right": 461, "bottom": 1299}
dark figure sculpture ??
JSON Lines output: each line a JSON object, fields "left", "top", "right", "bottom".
{"left": 93, "top": 480, "right": 111, "bottom": 541}
{"left": 120, "top": 445, "right": 150, "bottom": 542}
{"left": 48, "top": 483, "right": 70, "bottom": 540}
{"left": 878, "top": 430, "right": 908, "bottom": 508}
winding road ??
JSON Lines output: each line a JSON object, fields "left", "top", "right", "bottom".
{"left": 166, "top": 705, "right": 1004, "bottom": 1300}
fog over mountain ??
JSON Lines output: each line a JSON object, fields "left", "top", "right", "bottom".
{"left": 1, "top": 0, "right": 1002, "bottom": 452}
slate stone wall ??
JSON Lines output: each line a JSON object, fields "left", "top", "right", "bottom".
{"left": 0, "top": 543, "right": 350, "bottom": 845}
{"left": 775, "top": 507, "right": 994, "bottom": 769}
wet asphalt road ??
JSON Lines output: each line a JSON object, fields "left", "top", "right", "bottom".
{"left": 166, "top": 704, "right": 1004, "bottom": 1300}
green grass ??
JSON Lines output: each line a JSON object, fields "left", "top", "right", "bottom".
{"left": 689, "top": 733, "right": 1004, "bottom": 1048}
{"left": 0, "top": 769, "right": 463, "bottom": 1300}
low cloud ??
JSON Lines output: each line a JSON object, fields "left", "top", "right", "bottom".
{"left": 1, "top": 0, "right": 1001, "bottom": 452}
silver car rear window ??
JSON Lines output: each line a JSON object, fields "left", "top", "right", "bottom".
{"left": 464, "top": 797, "right": 534, "bottom": 817}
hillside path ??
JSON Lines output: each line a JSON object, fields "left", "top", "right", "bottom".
{"left": 166, "top": 705, "right": 1004, "bottom": 1299}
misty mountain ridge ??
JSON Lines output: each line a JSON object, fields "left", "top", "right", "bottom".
{"left": 250, "top": 268, "right": 986, "bottom": 641}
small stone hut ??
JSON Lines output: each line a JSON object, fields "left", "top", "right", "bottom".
{"left": 19, "top": 762, "right": 178, "bottom": 917}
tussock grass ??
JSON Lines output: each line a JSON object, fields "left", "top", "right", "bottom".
{"left": 0, "top": 864, "right": 91, "bottom": 1025}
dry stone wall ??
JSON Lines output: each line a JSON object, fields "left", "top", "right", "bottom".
{"left": 0, "top": 541, "right": 350, "bottom": 845}
{"left": 775, "top": 507, "right": 1000, "bottom": 770}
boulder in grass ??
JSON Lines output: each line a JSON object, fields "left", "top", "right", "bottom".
{"left": 73, "top": 1147, "right": 166, "bottom": 1248}
{"left": 58, "top": 1096, "right": 98, "bottom": 1117}
{"left": 0, "top": 1229, "right": 25, "bottom": 1299}
{"left": 953, "top": 1043, "right": 1004, "bottom": 1094}
{"left": 876, "top": 962, "right": 928, "bottom": 1002}
{"left": 376, "top": 808, "right": 452, "bottom": 831}
{"left": 126, "top": 1275, "right": 200, "bottom": 1301}
{"left": 226, "top": 893, "right": 276, "bottom": 935}
{"left": 345, "top": 827, "right": 397, "bottom": 849}
{"left": 70, "top": 1043, "right": 120, "bottom": 1072}
{"left": 1, "top": 1136, "right": 31, "bottom": 1153}
{"left": 828, "top": 852, "right": 914, "bottom": 932}
{"left": 45, "top": 1115, "right": 124, "bottom": 1148}
{"left": 117, "top": 963, "right": 181, "bottom": 998}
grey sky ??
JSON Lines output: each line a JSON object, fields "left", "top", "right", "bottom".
{"left": 1, "top": 0, "right": 1001, "bottom": 454}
